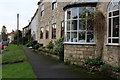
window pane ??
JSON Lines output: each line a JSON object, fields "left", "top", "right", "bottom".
{"left": 71, "top": 20, "right": 77, "bottom": 30}
{"left": 87, "top": 32, "right": 94, "bottom": 43}
{"left": 109, "top": 18, "right": 111, "bottom": 37}
{"left": 113, "top": 17, "right": 119, "bottom": 37}
{"left": 109, "top": 12, "right": 111, "bottom": 17}
{"left": 108, "top": 39, "right": 111, "bottom": 43}
{"left": 67, "top": 10, "right": 71, "bottom": 19}
{"left": 113, "top": 5, "right": 119, "bottom": 11}
{"left": 72, "top": 8, "right": 78, "bottom": 19}
{"left": 79, "top": 7, "right": 86, "bottom": 18}
{"left": 112, "top": 39, "right": 119, "bottom": 43}
{"left": 71, "top": 32, "right": 77, "bottom": 42}
{"left": 87, "top": 7, "right": 94, "bottom": 16}
{"left": 67, "top": 21, "right": 70, "bottom": 30}
{"left": 113, "top": 10, "right": 119, "bottom": 16}
{"left": 79, "top": 20, "right": 85, "bottom": 30}
{"left": 67, "top": 32, "right": 70, "bottom": 42}
{"left": 52, "top": 24, "right": 56, "bottom": 39}
{"left": 78, "top": 32, "right": 85, "bottom": 43}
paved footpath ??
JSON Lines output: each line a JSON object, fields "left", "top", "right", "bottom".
{"left": 23, "top": 47, "right": 81, "bottom": 78}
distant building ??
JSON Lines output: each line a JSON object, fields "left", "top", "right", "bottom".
{"left": 7, "top": 31, "right": 16, "bottom": 43}
{"left": 22, "top": 25, "right": 29, "bottom": 38}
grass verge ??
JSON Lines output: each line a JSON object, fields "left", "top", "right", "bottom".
{"left": 2, "top": 44, "right": 26, "bottom": 64}
{"left": 2, "top": 44, "right": 37, "bottom": 78}
{"left": 2, "top": 62, "right": 37, "bottom": 78}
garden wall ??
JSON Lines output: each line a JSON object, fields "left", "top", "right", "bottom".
{"left": 64, "top": 44, "right": 96, "bottom": 65}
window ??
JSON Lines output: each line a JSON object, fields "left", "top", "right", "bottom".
{"left": 41, "top": 4, "right": 44, "bottom": 16}
{"left": 61, "top": 21, "right": 64, "bottom": 37}
{"left": 65, "top": 7, "right": 95, "bottom": 43}
{"left": 107, "top": 0, "right": 120, "bottom": 45}
{"left": 40, "top": 28, "right": 44, "bottom": 39}
{"left": 52, "top": 0, "right": 57, "bottom": 10}
{"left": 52, "top": 24, "right": 56, "bottom": 39}
{"left": 46, "top": 26, "right": 49, "bottom": 39}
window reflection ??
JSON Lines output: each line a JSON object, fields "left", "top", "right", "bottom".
{"left": 72, "top": 8, "right": 78, "bottom": 19}
{"left": 113, "top": 17, "right": 119, "bottom": 37}
{"left": 71, "top": 20, "right": 77, "bottom": 30}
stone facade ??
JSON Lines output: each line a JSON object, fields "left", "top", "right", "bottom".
{"left": 64, "top": 1, "right": 120, "bottom": 67}
{"left": 37, "top": 1, "right": 70, "bottom": 46}
{"left": 29, "top": 9, "right": 39, "bottom": 41}
{"left": 64, "top": 44, "right": 96, "bottom": 65}
{"left": 25, "top": 0, "right": 120, "bottom": 67}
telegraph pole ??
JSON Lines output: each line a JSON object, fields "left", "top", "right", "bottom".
{"left": 17, "top": 14, "right": 19, "bottom": 45}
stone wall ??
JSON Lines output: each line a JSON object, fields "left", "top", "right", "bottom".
{"left": 64, "top": 44, "right": 96, "bottom": 65}
{"left": 37, "top": 2, "right": 70, "bottom": 46}
{"left": 96, "top": 2, "right": 120, "bottom": 67}
{"left": 103, "top": 46, "right": 120, "bottom": 67}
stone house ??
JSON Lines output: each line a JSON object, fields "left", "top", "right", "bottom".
{"left": 37, "top": 0, "right": 70, "bottom": 46}
{"left": 22, "top": 25, "right": 29, "bottom": 38}
{"left": 29, "top": 9, "right": 39, "bottom": 41}
{"left": 26, "top": 0, "right": 120, "bottom": 67}
{"left": 63, "top": 0, "right": 120, "bottom": 67}
{"left": 7, "top": 31, "right": 16, "bottom": 43}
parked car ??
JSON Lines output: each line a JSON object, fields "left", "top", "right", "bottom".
{"left": 0, "top": 42, "right": 4, "bottom": 49}
{"left": 0, "top": 41, "right": 8, "bottom": 49}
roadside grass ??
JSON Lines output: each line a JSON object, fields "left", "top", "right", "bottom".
{"left": 2, "top": 62, "right": 37, "bottom": 78}
{"left": 2, "top": 44, "right": 37, "bottom": 78}
{"left": 2, "top": 44, "right": 26, "bottom": 64}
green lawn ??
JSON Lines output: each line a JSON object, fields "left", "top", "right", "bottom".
{"left": 2, "top": 44, "right": 26, "bottom": 64}
{"left": 2, "top": 62, "right": 37, "bottom": 78}
{"left": 2, "top": 44, "right": 37, "bottom": 78}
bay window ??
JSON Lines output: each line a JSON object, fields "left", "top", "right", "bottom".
{"left": 107, "top": 0, "right": 120, "bottom": 45}
{"left": 65, "top": 7, "right": 95, "bottom": 44}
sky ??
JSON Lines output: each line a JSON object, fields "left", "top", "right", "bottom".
{"left": 0, "top": 0, "right": 39, "bottom": 33}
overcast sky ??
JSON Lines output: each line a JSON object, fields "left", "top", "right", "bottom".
{"left": 0, "top": 0, "right": 39, "bottom": 33}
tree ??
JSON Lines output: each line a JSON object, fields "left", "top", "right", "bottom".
{"left": 1, "top": 26, "right": 7, "bottom": 41}
{"left": 14, "top": 30, "right": 22, "bottom": 44}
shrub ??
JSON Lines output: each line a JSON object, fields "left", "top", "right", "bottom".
{"left": 26, "top": 41, "right": 32, "bottom": 47}
{"left": 100, "top": 64, "right": 112, "bottom": 76}
{"left": 53, "top": 37, "right": 64, "bottom": 60}
{"left": 112, "top": 67, "right": 120, "bottom": 72}
{"left": 53, "top": 37, "right": 64, "bottom": 54}
{"left": 85, "top": 58, "right": 103, "bottom": 67}
{"left": 46, "top": 40, "right": 54, "bottom": 50}
{"left": 33, "top": 43, "right": 41, "bottom": 49}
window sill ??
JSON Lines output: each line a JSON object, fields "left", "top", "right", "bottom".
{"left": 64, "top": 42, "right": 96, "bottom": 45}
{"left": 105, "top": 44, "right": 120, "bottom": 46}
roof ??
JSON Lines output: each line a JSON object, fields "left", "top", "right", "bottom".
{"left": 7, "top": 32, "right": 16, "bottom": 35}
{"left": 23, "top": 25, "right": 29, "bottom": 29}
{"left": 63, "top": 2, "right": 98, "bottom": 11}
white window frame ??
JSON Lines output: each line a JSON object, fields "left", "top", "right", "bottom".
{"left": 52, "top": 0, "right": 57, "bottom": 10}
{"left": 64, "top": 7, "right": 96, "bottom": 44}
{"left": 107, "top": 0, "right": 120, "bottom": 45}
{"left": 41, "top": 4, "right": 44, "bottom": 16}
